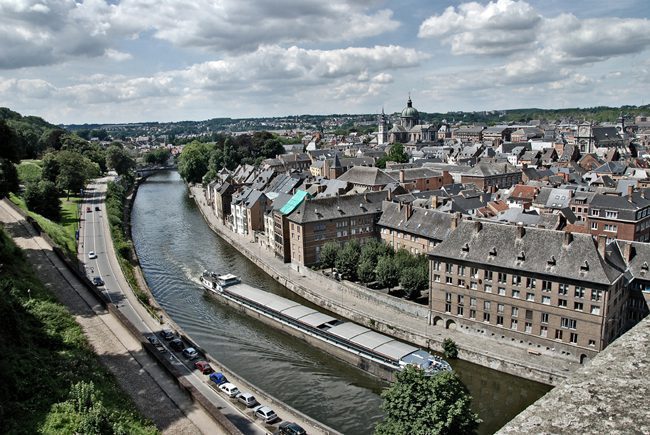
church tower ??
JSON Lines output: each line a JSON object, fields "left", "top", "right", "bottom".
{"left": 377, "top": 108, "right": 388, "bottom": 145}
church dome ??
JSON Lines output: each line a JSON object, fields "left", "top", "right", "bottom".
{"left": 401, "top": 97, "right": 419, "bottom": 118}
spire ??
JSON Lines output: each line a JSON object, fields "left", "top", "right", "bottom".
{"left": 332, "top": 153, "right": 342, "bottom": 168}
{"left": 407, "top": 93, "right": 412, "bottom": 108}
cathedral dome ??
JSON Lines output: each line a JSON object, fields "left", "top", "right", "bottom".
{"left": 401, "top": 97, "right": 419, "bottom": 118}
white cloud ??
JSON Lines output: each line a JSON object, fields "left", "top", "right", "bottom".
{"left": 104, "top": 49, "right": 132, "bottom": 61}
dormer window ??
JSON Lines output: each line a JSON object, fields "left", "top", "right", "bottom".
{"left": 547, "top": 256, "right": 556, "bottom": 266}
{"left": 517, "top": 251, "right": 525, "bottom": 261}
{"left": 642, "top": 262, "right": 649, "bottom": 271}
{"left": 580, "top": 261, "right": 589, "bottom": 272}
{"left": 489, "top": 247, "right": 497, "bottom": 257}
{"left": 462, "top": 243, "right": 469, "bottom": 252}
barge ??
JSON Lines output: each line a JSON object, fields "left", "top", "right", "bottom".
{"left": 200, "top": 270, "right": 451, "bottom": 381}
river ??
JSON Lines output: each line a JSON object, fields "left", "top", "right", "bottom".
{"left": 130, "top": 170, "right": 550, "bottom": 434}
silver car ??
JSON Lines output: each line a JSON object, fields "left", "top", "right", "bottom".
{"left": 253, "top": 405, "right": 278, "bottom": 424}
{"left": 236, "top": 392, "right": 258, "bottom": 408}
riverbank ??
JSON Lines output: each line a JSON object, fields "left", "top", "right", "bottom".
{"left": 190, "top": 184, "right": 575, "bottom": 386}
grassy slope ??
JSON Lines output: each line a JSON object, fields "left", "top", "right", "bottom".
{"left": 0, "top": 228, "right": 157, "bottom": 434}
{"left": 16, "top": 161, "right": 43, "bottom": 184}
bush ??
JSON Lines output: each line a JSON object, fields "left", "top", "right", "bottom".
{"left": 24, "top": 180, "right": 61, "bottom": 221}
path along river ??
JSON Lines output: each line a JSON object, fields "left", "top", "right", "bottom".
{"left": 131, "top": 170, "right": 550, "bottom": 434}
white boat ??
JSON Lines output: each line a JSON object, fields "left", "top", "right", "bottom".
{"left": 199, "top": 270, "right": 451, "bottom": 380}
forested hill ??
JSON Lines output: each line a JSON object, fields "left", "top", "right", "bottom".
{"left": 0, "top": 107, "right": 61, "bottom": 159}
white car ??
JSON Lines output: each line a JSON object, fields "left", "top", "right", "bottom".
{"left": 218, "top": 382, "right": 240, "bottom": 398}
{"left": 253, "top": 405, "right": 278, "bottom": 424}
{"left": 88, "top": 251, "right": 97, "bottom": 259}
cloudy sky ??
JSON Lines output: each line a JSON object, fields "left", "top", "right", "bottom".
{"left": 1, "top": 0, "right": 649, "bottom": 124}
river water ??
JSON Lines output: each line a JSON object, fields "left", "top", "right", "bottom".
{"left": 131, "top": 170, "right": 550, "bottom": 434}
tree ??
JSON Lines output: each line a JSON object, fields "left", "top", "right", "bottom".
{"left": 178, "top": 141, "right": 213, "bottom": 183}
{"left": 0, "top": 120, "right": 21, "bottom": 162}
{"left": 55, "top": 150, "right": 98, "bottom": 198}
{"left": 40, "top": 128, "right": 66, "bottom": 151}
{"left": 41, "top": 152, "right": 60, "bottom": 183}
{"left": 335, "top": 241, "right": 361, "bottom": 281}
{"left": 375, "top": 255, "right": 399, "bottom": 290}
{"left": 376, "top": 366, "right": 480, "bottom": 435}
{"left": 360, "top": 239, "right": 392, "bottom": 265}
{"left": 400, "top": 264, "right": 428, "bottom": 300}
{"left": 357, "top": 258, "right": 376, "bottom": 284}
{"left": 24, "top": 180, "right": 61, "bottom": 220}
{"left": 320, "top": 241, "right": 339, "bottom": 270}
{"left": 105, "top": 145, "right": 135, "bottom": 176}
{"left": 0, "top": 159, "right": 19, "bottom": 198}
{"left": 443, "top": 338, "right": 459, "bottom": 359}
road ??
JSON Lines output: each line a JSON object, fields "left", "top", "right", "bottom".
{"left": 78, "top": 178, "right": 271, "bottom": 435}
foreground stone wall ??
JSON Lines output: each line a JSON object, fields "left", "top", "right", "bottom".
{"left": 498, "top": 315, "right": 650, "bottom": 434}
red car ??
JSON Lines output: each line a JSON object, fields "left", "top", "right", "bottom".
{"left": 86, "top": 206, "right": 91, "bottom": 212}
{"left": 194, "top": 360, "right": 214, "bottom": 375}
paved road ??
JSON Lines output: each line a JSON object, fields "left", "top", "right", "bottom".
{"left": 78, "top": 178, "right": 270, "bottom": 435}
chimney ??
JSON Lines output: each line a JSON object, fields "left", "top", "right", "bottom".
{"left": 622, "top": 241, "right": 633, "bottom": 262}
{"left": 432, "top": 195, "right": 439, "bottom": 209}
{"left": 597, "top": 234, "right": 607, "bottom": 258}
{"left": 474, "top": 221, "right": 482, "bottom": 233}
{"left": 627, "top": 185, "right": 634, "bottom": 200}
{"left": 404, "top": 202, "right": 412, "bottom": 219}
{"left": 399, "top": 170, "right": 405, "bottom": 183}
{"left": 451, "top": 212, "right": 461, "bottom": 230}
{"left": 516, "top": 222, "right": 525, "bottom": 239}
{"left": 563, "top": 231, "right": 573, "bottom": 246}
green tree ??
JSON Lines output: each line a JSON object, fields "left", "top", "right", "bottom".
{"left": 376, "top": 366, "right": 480, "bottom": 435}
{"left": 0, "top": 159, "right": 19, "bottom": 198}
{"left": 41, "top": 152, "right": 60, "bottom": 183}
{"left": 178, "top": 141, "right": 213, "bottom": 183}
{"left": 357, "top": 258, "right": 376, "bottom": 284}
{"left": 360, "top": 239, "right": 393, "bottom": 265}
{"left": 106, "top": 145, "right": 135, "bottom": 176}
{"left": 443, "top": 338, "right": 459, "bottom": 359}
{"left": 336, "top": 241, "right": 361, "bottom": 281}
{"left": 0, "top": 120, "right": 22, "bottom": 161}
{"left": 40, "top": 128, "right": 66, "bottom": 151}
{"left": 143, "top": 147, "right": 171, "bottom": 166}
{"left": 377, "top": 142, "right": 409, "bottom": 168}
{"left": 400, "top": 263, "right": 428, "bottom": 300}
{"left": 24, "top": 180, "right": 61, "bottom": 220}
{"left": 375, "top": 255, "right": 399, "bottom": 290}
{"left": 320, "top": 241, "right": 339, "bottom": 270}
{"left": 55, "top": 150, "right": 98, "bottom": 198}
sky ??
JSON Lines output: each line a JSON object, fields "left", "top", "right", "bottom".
{"left": 1, "top": 0, "right": 649, "bottom": 125}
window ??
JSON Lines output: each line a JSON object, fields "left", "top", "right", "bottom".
{"left": 497, "top": 303, "right": 504, "bottom": 313}
{"left": 591, "top": 305, "right": 601, "bottom": 315}
{"left": 541, "top": 312, "right": 549, "bottom": 324}
{"left": 561, "top": 318, "right": 577, "bottom": 329}
{"left": 511, "top": 275, "right": 521, "bottom": 286}
{"left": 457, "top": 265, "right": 465, "bottom": 276}
{"left": 498, "top": 272, "right": 507, "bottom": 284}
{"left": 574, "top": 302, "right": 584, "bottom": 311}
{"left": 525, "top": 309, "right": 533, "bottom": 320}
{"left": 542, "top": 280, "right": 552, "bottom": 292}
{"left": 470, "top": 281, "right": 478, "bottom": 290}
{"left": 457, "top": 295, "right": 464, "bottom": 305}
{"left": 590, "top": 208, "right": 600, "bottom": 216}
{"left": 526, "top": 292, "right": 535, "bottom": 301}
{"left": 591, "top": 289, "right": 602, "bottom": 301}
{"left": 434, "top": 274, "right": 441, "bottom": 283}
{"left": 470, "top": 297, "right": 476, "bottom": 307}
{"left": 469, "top": 309, "right": 476, "bottom": 319}
{"left": 570, "top": 333, "right": 578, "bottom": 344}
{"left": 484, "top": 284, "right": 492, "bottom": 293}
{"left": 525, "top": 322, "right": 532, "bottom": 333}
{"left": 457, "top": 279, "right": 466, "bottom": 287}
{"left": 511, "top": 319, "right": 518, "bottom": 330}
{"left": 445, "top": 303, "right": 452, "bottom": 313}
{"left": 471, "top": 267, "right": 479, "bottom": 278}
{"left": 555, "top": 329, "right": 563, "bottom": 340}
{"left": 446, "top": 276, "right": 453, "bottom": 284}
{"left": 512, "top": 290, "right": 520, "bottom": 299}
{"left": 558, "top": 283, "right": 568, "bottom": 296}
{"left": 511, "top": 307, "right": 519, "bottom": 317}
{"left": 558, "top": 299, "right": 567, "bottom": 307}
{"left": 457, "top": 306, "right": 464, "bottom": 316}
{"left": 432, "top": 261, "right": 441, "bottom": 271}
{"left": 575, "top": 286, "right": 585, "bottom": 298}
{"left": 445, "top": 292, "right": 452, "bottom": 302}
{"left": 526, "top": 277, "right": 536, "bottom": 289}
{"left": 542, "top": 295, "right": 551, "bottom": 305}
{"left": 484, "top": 301, "right": 491, "bottom": 311}
{"left": 498, "top": 287, "right": 506, "bottom": 296}
{"left": 588, "top": 339, "right": 596, "bottom": 346}
{"left": 483, "top": 312, "right": 491, "bottom": 322}
{"left": 604, "top": 224, "right": 618, "bottom": 232}
{"left": 497, "top": 315, "right": 504, "bottom": 326}
{"left": 540, "top": 325, "right": 548, "bottom": 337}
{"left": 484, "top": 270, "right": 493, "bottom": 281}
{"left": 605, "top": 210, "right": 618, "bottom": 219}
{"left": 445, "top": 263, "right": 453, "bottom": 273}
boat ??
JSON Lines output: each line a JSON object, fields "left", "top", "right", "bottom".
{"left": 199, "top": 270, "right": 451, "bottom": 381}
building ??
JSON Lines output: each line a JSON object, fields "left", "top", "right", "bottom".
{"left": 460, "top": 162, "right": 522, "bottom": 192}
{"left": 453, "top": 126, "right": 485, "bottom": 143}
{"left": 285, "top": 191, "right": 387, "bottom": 266}
{"left": 384, "top": 167, "right": 454, "bottom": 192}
{"left": 385, "top": 97, "right": 436, "bottom": 144}
{"left": 429, "top": 221, "right": 633, "bottom": 363}
{"left": 336, "top": 166, "right": 397, "bottom": 191}
{"left": 587, "top": 188, "right": 650, "bottom": 242}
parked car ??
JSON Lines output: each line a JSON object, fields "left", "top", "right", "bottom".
{"left": 94, "top": 206, "right": 100, "bottom": 211}
{"left": 147, "top": 335, "right": 167, "bottom": 352}
{"left": 88, "top": 251, "right": 97, "bottom": 259}
{"left": 254, "top": 405, "right": 279, "bottom": 424}
{"left": 277, "top": 421, "right": 307, "bottom": 435}
{"left": 194, "top": 360, "right": 213, "bottom": 375}
{"left": 209, "top": 372, "right": 228, "bottom": 386}
{"left": 92, "top": 276, "right": 104, "bottom": 286}
{"left": 159, "top": 329, "right": 175, "bottom": 340}
{"left": 219, "top": 382, "right": 240, "bottom": 398}
{"left": 169, "top": 338, "right": 184, "bottom": 352}
{"left": 86, "top": 206, "right": 91, "bottom": 212}
{"left": 236, "top": 392, "right": 258, "bottom": 408}
{"left": 182, "top": 347, "right": 199, "bottom": 360}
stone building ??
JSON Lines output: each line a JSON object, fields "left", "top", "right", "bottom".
{"left": 382, "top": 97, "right": 436, "bottom": 144}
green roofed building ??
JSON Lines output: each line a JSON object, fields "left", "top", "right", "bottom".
{"left": 274, "top": 190, "right": 312, "bottom": 263}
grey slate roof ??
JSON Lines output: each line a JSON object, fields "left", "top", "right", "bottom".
{"left": 337, "top": 166, "right": 398, "bottom": 186}
{"left": 466, "top": 162, "right": 519, "bottom": 177}
{"left": 377, "top": 202, "right": 456, "bottom": 242}
{"left": 287, "top": 191, "right": 387, "bottom": 224}
{"left": 430, "top": 221, "right": 618, "bottom": 285}
{"left": 534, "top": 187, "right": 572, "bottom": 209}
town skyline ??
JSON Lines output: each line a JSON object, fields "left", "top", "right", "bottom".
{"left": 1, "top": 0, "right": 649, "bottom": 124}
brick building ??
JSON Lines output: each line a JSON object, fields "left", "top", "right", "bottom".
{"left": 460, "top": 162, "right": 522, "bottom": 192}
{"left": 587, "top": 188, "right": 650, "bottom": 242}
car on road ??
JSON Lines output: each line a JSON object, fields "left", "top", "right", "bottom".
{"left": 88, "top": 251, "right": 97, "bottom": 259}
{"left": 277, "top": 421, "right": 307, "bottom": 435}
{"left": 194, "top": 360, "right": 214, "bottom": 375}
{"left": 182, "top": 347, "right": 199, "bottom": 360}
{"left": 86, "top": 206, "right": 91, "bottom": 212}
{"left": 159, "top": 329, "right": 175, "bottom": 340}
{"left": 92, "top": 276, "right": 104, "bottom": 286}
{"left": 95, "top": 206, "right": 100, "bottom": 211}
{"left": 169, "top": 338, "right": 184, "bottom": 352}
{"left": 254, "top": 405, "right": 279, "bottom": 424}
{"left": 209, "top": 372, "right": 228, "bottom": 386}
{"left": 147, "top": 334, "right": 167, "bottom": 352}
{"left": 218, "top": 382, "right": 240, "bottom": 398}
{"left": 236, "top": 392, "right": 258, "bottom": 408}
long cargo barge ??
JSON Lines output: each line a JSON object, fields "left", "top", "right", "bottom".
{"left": 200, "top": 271, "right": 451, "bottom": 382}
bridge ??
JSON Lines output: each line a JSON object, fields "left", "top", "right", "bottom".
{"left": 136, "top": 165, "right": 177, "bottom": 178}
